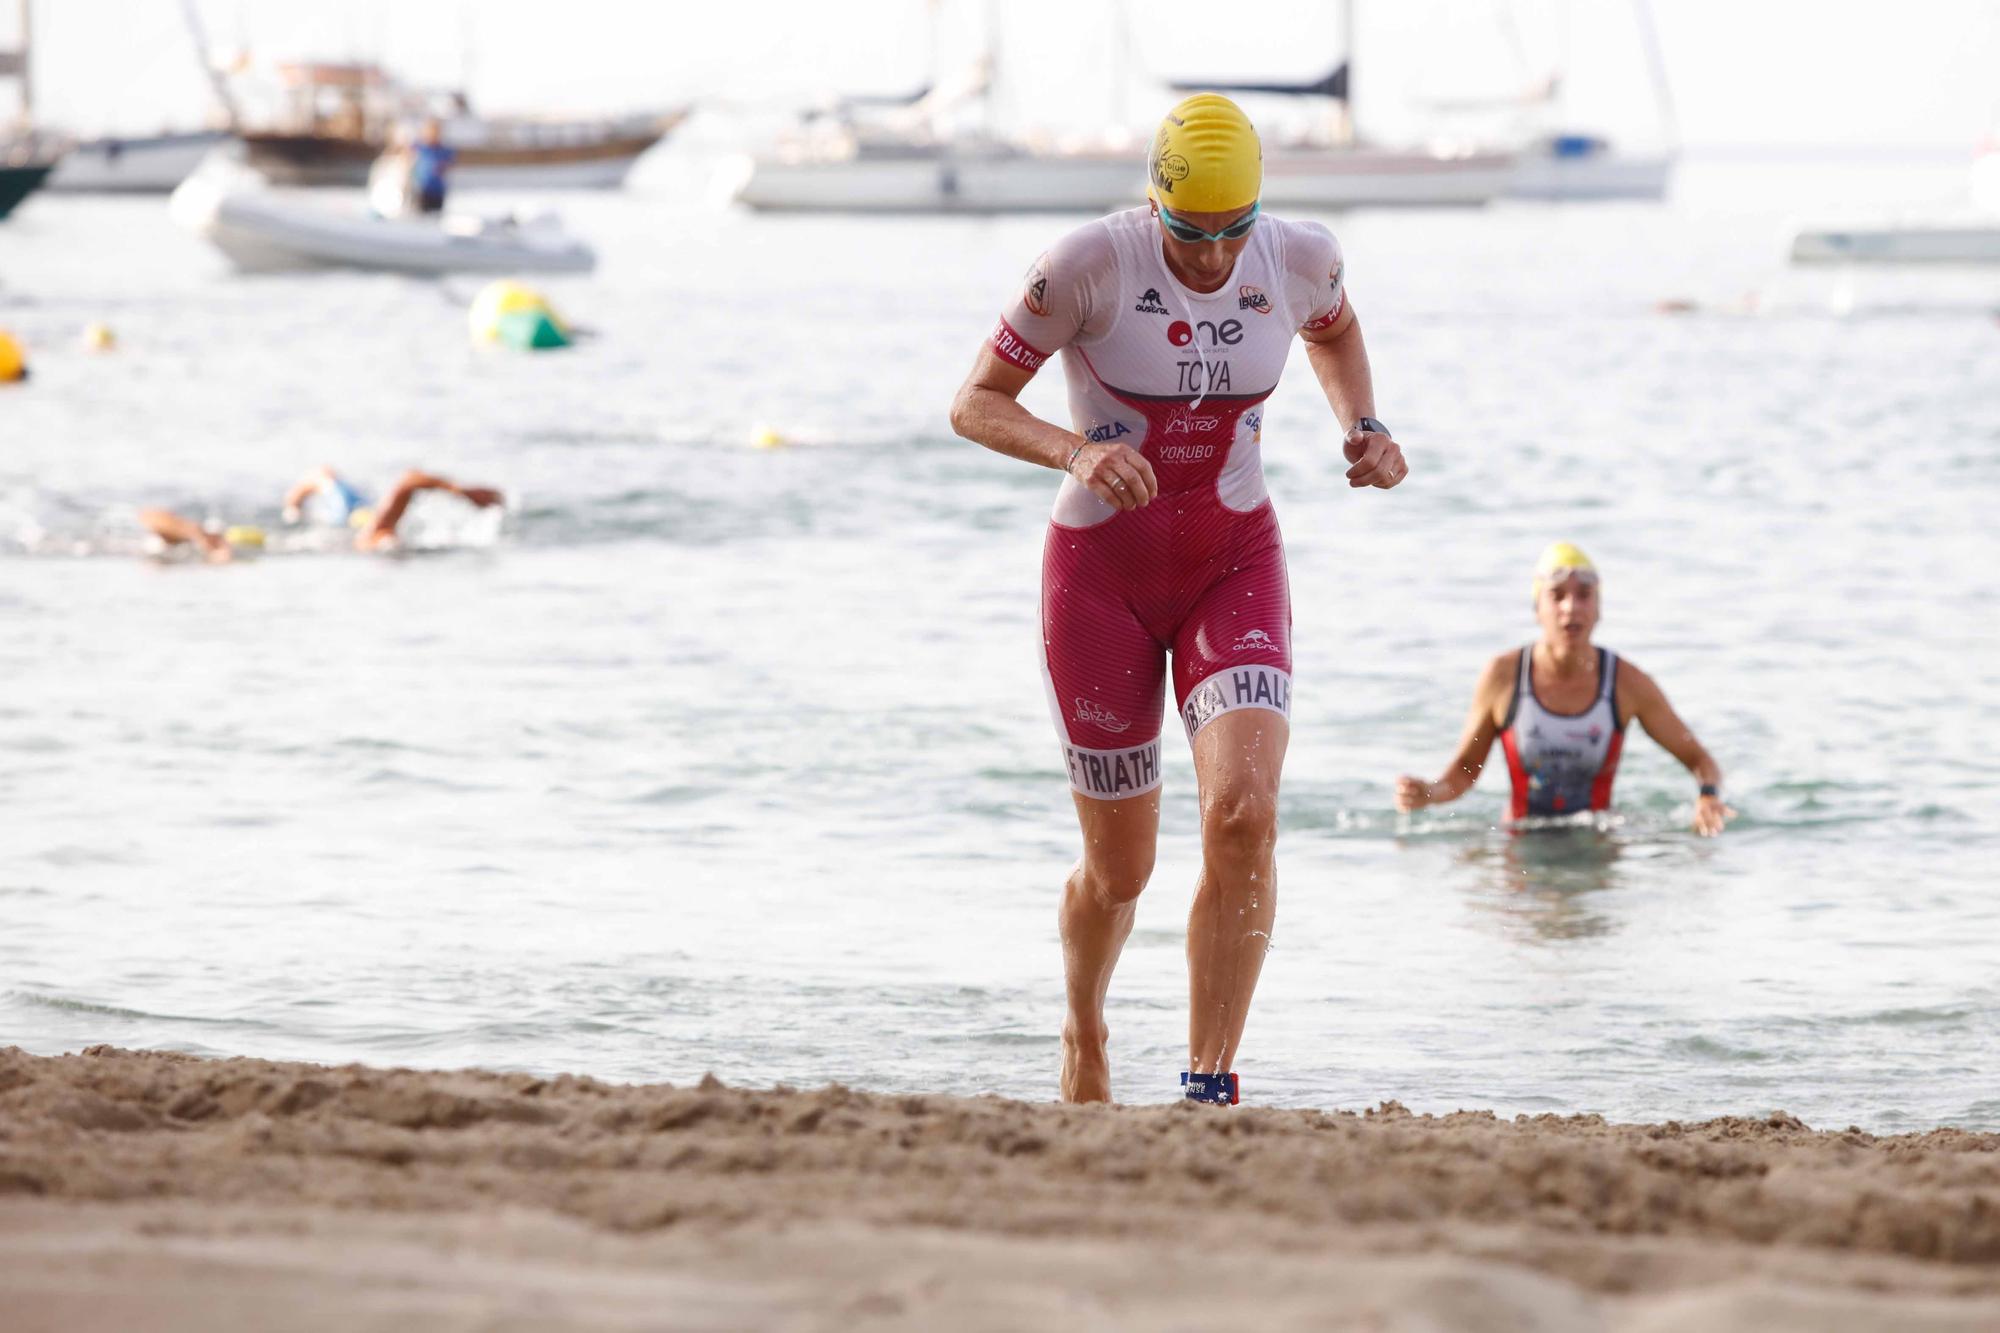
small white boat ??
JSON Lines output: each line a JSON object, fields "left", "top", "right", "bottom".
{"left": 47, "top": 129, "right": 231, "bottom": 193}
{"left": 1789, "top": 221, "right": 2000, "bottom": 266}
{"left": 170, "top": 162, "right": 595, "bottom": 275}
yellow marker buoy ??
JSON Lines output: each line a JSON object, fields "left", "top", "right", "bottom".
{"left": 0, "top": 329, "right": 26, "bottom": 384}
{"left": 81, "top": 322, "right": 117, "bottom": 352}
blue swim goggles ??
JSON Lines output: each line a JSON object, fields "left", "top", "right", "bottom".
{"left": 1158, "top": 200, "right": 1261, "bottom": 244}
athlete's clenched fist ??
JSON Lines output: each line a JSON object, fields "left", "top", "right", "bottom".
{"left": 1343, "top": 425, "right": 1408, "bottom": 490}
{"left": 1068, "top": 440, "right": 1159, "bottom": 511}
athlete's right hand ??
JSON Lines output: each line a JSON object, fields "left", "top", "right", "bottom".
{"left": 1068, "top": 440, "right": 1158, "bottom": 511}
{"left": 1394, "top": 775, "right": 1434, "bottom": 811}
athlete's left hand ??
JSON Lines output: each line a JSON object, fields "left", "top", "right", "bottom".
{"left": 1693, "top": 793, "right": 1735, "bottom": 837}
{"left": 1344, "top": 427, "right": 1407, "bottom": 489}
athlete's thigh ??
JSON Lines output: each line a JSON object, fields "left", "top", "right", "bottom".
{"left": 1042, "top": 527, "right": 1168, "bottom": 802}
{"left": 1169, "top": 522, "right": 1293, "bottom": 758}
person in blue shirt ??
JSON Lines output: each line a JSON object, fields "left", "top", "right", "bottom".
{"left": 410, "top": 118, "right": 456, "bottom": 214}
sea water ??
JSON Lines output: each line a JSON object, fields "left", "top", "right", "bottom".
{"left": 2, "top": 153, "right": 1996, "bottom": 1130}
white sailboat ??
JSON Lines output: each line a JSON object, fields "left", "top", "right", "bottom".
{"left": 47, "top": 128, "right": 229, "bottom": 193}
{"left": 734, "top": 44, "right": 1144, "bottom": 216}
{"left": 1165, "top": 7, "right": 1515, "bottom": 210}
{"left": 1501, "top": 0, "right": 1678, "bottom": 201}
{"left": 22, "top": 0, "right": 234, "bottom": 194}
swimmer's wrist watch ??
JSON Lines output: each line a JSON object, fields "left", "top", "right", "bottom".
{"left": 1351, "top": 416, "right": 1388, "bottom": 438}
{"left": 1698, "top": 784, "right": 1719, "bottom": 798}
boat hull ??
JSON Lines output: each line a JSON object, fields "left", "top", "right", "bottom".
{"left": 1790, "top": 224, "right": 2000, "bottom": 266}
{"left": 1506, "top": 150, "right": 1674, "bottom": 202}
{"left": 738, "top": 143, "right": 1514, "bottom": 213}
{"left": 46, "top": 131, "right": 230, "bottom": 193}
{"left": 0, "top": 162, "right": 53, "bottom": 219}
{"left": 242, "top": 115, "right": 680, "bottom": 190}
{"left": 736, "top": 152, "right": 1142, "bottom": 213}
{"left": 170, "top": 171, "right": 595, "bottom": 275}
{"left": 1258, "top": 148, "right": 1514, "bottom": 209}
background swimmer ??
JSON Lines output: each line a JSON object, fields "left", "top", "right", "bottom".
{"left": 141, "top": 468, "right": 504, "bottom": 561}
{"left": 134, "top": 510, "right": 265, "bottom": 563}
{"left": 1396, "top": 543, "right": 1734, "bottom": 836}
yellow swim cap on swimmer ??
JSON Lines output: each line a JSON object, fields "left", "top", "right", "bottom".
{"left": 348, "top": 507, "right": 377, "bottom": 531}
{"left": 1531, "top": 541, "right": 1598, "bottom": 600}
{"left": 224, "top": 525, "right": 267, "bottom": 549}
{"left": 1148, "top": 93, "right": 1262, "bottom": 213}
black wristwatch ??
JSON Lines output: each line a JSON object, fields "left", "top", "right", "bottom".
{"left": 1698, "top": 784, "right": 1719, "bottom": 799}
{"left": 1351, "top": 416, "right": 1389, "bottom": 438}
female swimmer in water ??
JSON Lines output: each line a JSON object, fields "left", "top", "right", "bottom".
{"left": 1395, "top": 543, "right": 1733, "bottom": 836}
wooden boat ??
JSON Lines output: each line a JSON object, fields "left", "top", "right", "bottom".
{"left": 236, "top": 62, "right": 684, "bottom": 190}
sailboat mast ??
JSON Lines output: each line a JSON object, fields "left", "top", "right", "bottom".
{"left": 1337, "top": 0, "right": 1356, "bottom": 146}
{"left": 177, "top": 0, "right": 242, "bottom": 129}
{"left": 15, "top": 0, "right": 30, "bottom": 124}
{"left": 1630, "top": 0, "right": 1680, "bottom": 150}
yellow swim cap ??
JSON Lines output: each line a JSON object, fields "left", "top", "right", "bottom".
{"left": 224, "top": 525, "right": 267, "bottom": 549}
{"left": 1148, "top": 94, "right": 1262, "bottom": 213}
{"left": 1531, "top": 541, "right": 1598, "bottom": 600}
{"left": 348, "top": 506, "right": 378, "bottom": 531}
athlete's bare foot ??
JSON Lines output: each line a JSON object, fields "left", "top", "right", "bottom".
{"left": 1060, "top": 1018, "right": 1111, "bottom": 1102}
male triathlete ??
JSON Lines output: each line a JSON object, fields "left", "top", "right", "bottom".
{"left": 949, "top": 94, "right": 1407, "bottom": 1104}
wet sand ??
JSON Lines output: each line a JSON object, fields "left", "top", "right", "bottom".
{"left": 3, "top": 1045, "right": 1998, "bottom": 1331}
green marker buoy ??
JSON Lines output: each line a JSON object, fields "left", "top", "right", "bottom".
{"left": 496, "top": 309, "right": 570, "bottom": 351}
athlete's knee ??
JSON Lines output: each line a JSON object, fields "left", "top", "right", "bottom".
{"left": 1200, "top": 787, "right": 1279, "bottom": 860}
{"left": 1072, "top": 851, "right": 1153, "bottom": 909}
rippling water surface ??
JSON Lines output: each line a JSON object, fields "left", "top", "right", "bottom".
{"left": 3, "top": 153, "right": 1996, "bottom": 1130}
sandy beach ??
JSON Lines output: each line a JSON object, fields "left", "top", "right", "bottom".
{"left": 1, "top": 1047, "right": 1996, "bottom": 1330}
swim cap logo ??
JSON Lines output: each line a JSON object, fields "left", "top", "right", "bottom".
{"left": 1238, "top": 284, "right": 1271, "bottom": 314}
{"left": 1023, "top": 253, "right": 1051, "bottom": 317}
{"left": 1167, "top": 320, "right": 1193, "bottom": 347}
{"left": 1151, "top": 136, "right": 1190, "bottom": 196}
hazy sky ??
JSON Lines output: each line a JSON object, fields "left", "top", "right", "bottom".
{"left": 9, "top": 0, "right": 1998, "bottom": 150}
